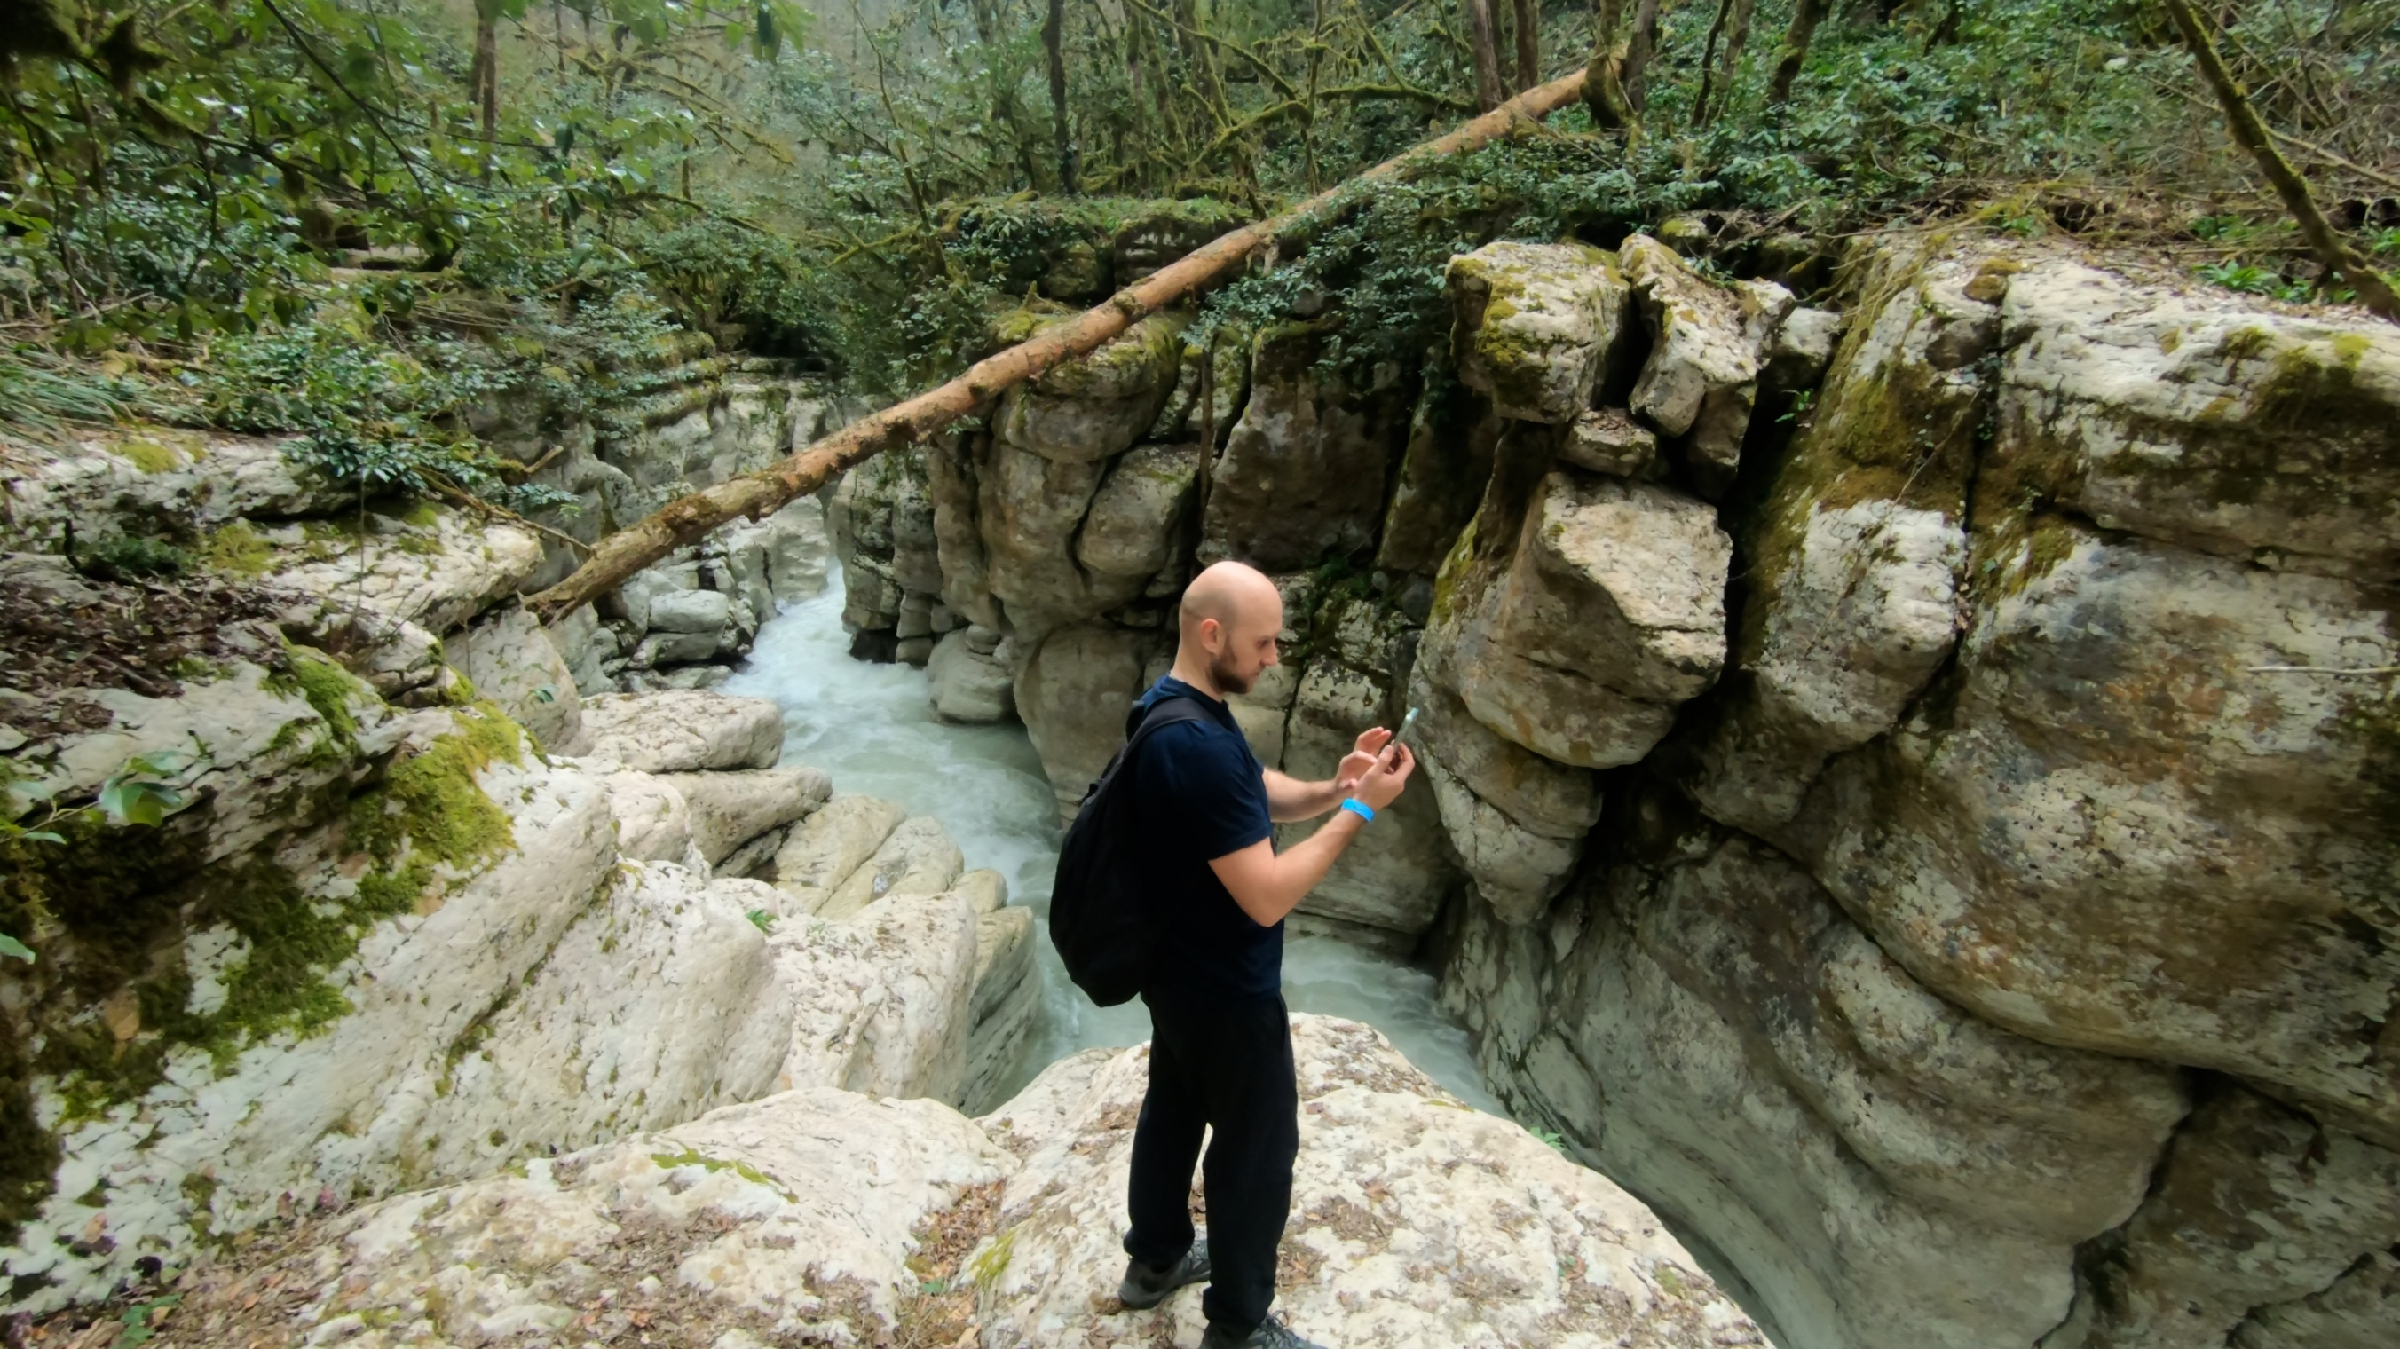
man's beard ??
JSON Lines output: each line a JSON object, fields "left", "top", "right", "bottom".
{"left": 1210, "top": 649, "right": 1256, "bottom": 696}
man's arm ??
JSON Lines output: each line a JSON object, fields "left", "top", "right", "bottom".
{"left": 1262, "top": 769, "right": 1342, "bottom": 822}
{"left": 1260, "top": 726, "right": 1397, "bottom": 823}
{"left": 1212, "top": 744, "right": 1415, "bottom": 925}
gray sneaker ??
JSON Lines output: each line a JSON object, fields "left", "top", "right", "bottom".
{"left": 1118, "top": 1238, "right": 1212, "bottom": 1310}
{"left": 1199, "top": 1315, "right": 1328, "bottom": 1349}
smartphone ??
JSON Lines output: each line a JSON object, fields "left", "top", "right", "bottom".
{"left": 1383, "top": 706, "right": 1419, "bottom": 763}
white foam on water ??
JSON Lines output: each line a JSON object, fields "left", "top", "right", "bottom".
{"left": 725, "top": 581, "right": 1502, "bottom": 1114}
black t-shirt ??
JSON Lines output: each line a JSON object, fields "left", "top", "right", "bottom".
{"left": 1130, "top": 675, "right": 1280, "bottom": 1001}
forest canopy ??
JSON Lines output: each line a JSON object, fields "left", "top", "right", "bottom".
{"left": 3, "top": 0, "right": 2395, "bottom": 501}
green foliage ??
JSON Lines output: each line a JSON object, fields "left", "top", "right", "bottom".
{"left": 745, "top": 908, "right": 775, "bottom": 934}
{"left": 71, "top": 533, "right": 193, "bottom": 582}
{"left": 0, "top": 934, "right": 33, "bottom": 963}
{"left": 2195, "top": 259, "right": 2318, "bottom": 303}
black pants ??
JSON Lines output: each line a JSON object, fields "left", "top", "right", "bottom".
{"left": 1123, "top": 988, "right": 1299, "bottom": 1334}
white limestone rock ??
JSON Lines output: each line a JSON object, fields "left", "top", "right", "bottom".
{"left": 1793, "top": 524, "right": 2400, "bottom": 1148}
{"left": 770, "top": 793, "right": 907, "bottom": 914}
{"left": 928, "top": 628, "right": 1018, "bottom": 723}
{"left": 3, "top": 730, "right": 622, "bottom": 1311}
{"left": 156, "top": 1088, "right": 1012, "bottom": 1348}
{"left": 817, "top": 816, "right": 965, "bottom": 921}
{"left": 1447, "top": 240, "right": 1630, "bottom": 424}
{"left": 646, "top": 586, "right": 733, "bottom": 634}
{"left": 663, "top": 767, "right": 833, "bottom": 866}
{"left": 1014, "top": 623, "right": 1159, "bottom": 820}
{"left": 1993, "top": 258, "right": 2400, "bottom": 582}
{"left": 257, "top": 504, "right": 545, "bottom": 635}
{"left": 602, "top": 769, "right": 704, "bottom": 867}
{"left": 977, "top": 439, "right": 1108, "bottom": 634}
{"left": 1441, "top": 831, "right": 2190, "bottom": 1349}
{"left": 1413, "top": 675, "right": 1597, "bottom": 925}
{"left": 6, "top": 653, "right": 382, "bottom": 865}
{"left": 1434, "top": 471, "right": 1731, "bottom": 770}
{"left": 450, "top": 603, "right": 587, "bottom": 753}
{"left": 964, "top": 906, "right": 1040, "bottom": 1112}
{"left": 968, "top": 1015, "right": 1766, "bottom": 1349}
{"left": 1688, "top": 499, "right": 1964, "bottom": 835}
{"left": 578, "top": 689, "right": 785, "bottom": 773}
{"left": 0, "top": 430, "right": 351, "bottom": 552}
{"left": 994, "top": 310, "right": 1190, "bottom": 463}
{"left": 1622, "top": 234, "right": 1795, "bottom": 491}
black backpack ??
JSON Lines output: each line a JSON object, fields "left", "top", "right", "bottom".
{"left": 1049, "top": 694, "right": 1209, "bottom": 1006}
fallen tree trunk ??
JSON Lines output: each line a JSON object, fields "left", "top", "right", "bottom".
{"left": 526, "top": 71, "right": 1589, "bottom": 625}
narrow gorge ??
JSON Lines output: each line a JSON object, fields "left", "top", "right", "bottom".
{"left": 4, "top": 208, "right": 2395, "bottom": 1349}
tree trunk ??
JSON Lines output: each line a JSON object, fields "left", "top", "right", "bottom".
{"left": 1692, "top": 0, "right": 1733, "bottom": 124}
{"left": 2159, "top": 0, "right": 2397, "bottom": 320}
{"left": 1513, "top": 0, "right": 1542, "bottom": 88}
{"left": 1583, "top": 0, "right": 1635, "bottom": 129}
{"left": 1622, "top": 0, "right": 1666, "bottom": 114}
{"left": 1466, "top": 0, "right": 1508, "bottom": 111}
{"left": 1044, "top": 0, "right": 1077, "bottom": 193}
{"left": 526, "top": 73, "right": 1595, "bottom": 624}
{"left": 473, "top": 4, "right": 499, "bottom": 182}
{"left": 1767, "top": 0, "right": 1825, "bottom": 105}
{"left": 1706, "top": 0, "right": 1757, "bottom": 124}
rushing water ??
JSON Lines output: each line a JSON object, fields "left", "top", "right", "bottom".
{"left": 723, "top": 579, "right": 1502, "bottom": 1113}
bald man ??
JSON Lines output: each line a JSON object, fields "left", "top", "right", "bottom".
{"left": 1112, "top": 560, "right": 1415, "bottom": 1349}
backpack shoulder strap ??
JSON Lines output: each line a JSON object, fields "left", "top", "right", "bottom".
{"left": 1121, "top": 693, "right": 1212, "bottom": 746}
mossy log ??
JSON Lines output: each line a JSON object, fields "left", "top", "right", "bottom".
{"left": 525, "top": 72, "right": 1590, "bottom": 626}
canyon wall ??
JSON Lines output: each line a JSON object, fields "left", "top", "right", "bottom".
{"left": 828, "top": 224, "right": 2400, "bottom": 1349}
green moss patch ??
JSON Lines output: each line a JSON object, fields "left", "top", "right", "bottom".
{"left": 199, "top": 522, "right": 275, "bottom": 578}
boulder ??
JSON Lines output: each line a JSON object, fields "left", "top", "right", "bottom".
{"left": 1621, "top": 234, "right": 1795, "bottom": 492}
{"left": 977, "top": 439, "right": 1108, "bottom": 634}
{"left": 1015, "top": 623, "right": 1158, "bottom": 818}
{"left": 258, "top": 504, "right": 545, "bottom": 635}
{"left": 1413, "top": 675, "right": 1598, "bottom": 924}
{"left": 817, "top": 816, "right": 966, "bottom": 922}
{"left": 1076, "top": 441, "right": 1202, "bottom": 584}
{"left": 1764, "top": 306, "right": 1845, "bottom": 396}
{"left": 602, "top": 769, "right": 702, "bottom": 867}
{"left": 450, "top": 604, "right": 586, "bottom": 753}
{"left": 928, "top": 628, "right": 1017, "bottom": 723}
{"left": 1687, "top": 498, "right": 1963, "bottom": 835}
{"left": 662, "top": 766, "right": 833, "bottom": 866}
{"left": 578, "top": 690, "right": 784, "bottom": 773}
{"left": 644, "top": 586, "right": 732, "bottom": 634}
{"left": 155, "top": 1089, "right": 1011, "bottom": 1349}
{"left": 1435, "top": 471, "right": 1731, "bottom": 769}
{"left": 968, "top": 1015, "right": 1766, "bottom": 1349}
{"left": 1447, "top": 240, "right": 1630, "bottom": 423}
{"left": 1558, "top": 406, "right": 1658, "bottom": 478}
{"left": 1200, "top": 325, "right": 1403, "bottom": 571}
{"left": 770, "top": 793, "right": 907, "bottom": 913}
{"left": 1989, "top": 258, "right": 2400, "bottom": 582}
{"left": 993, "top": 310, "right": 1190, "bottom": 463}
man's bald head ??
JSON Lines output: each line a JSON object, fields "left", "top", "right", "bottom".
{"left": 1173, "top": 561, "right": 1284, "bottom": 697}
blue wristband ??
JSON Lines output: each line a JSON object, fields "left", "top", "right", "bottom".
{"left": 1340, "top": 798, "right": 1375, "bottom": 823}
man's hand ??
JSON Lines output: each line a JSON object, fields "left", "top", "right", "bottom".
{"left": 1352, "top": 742, "right": 1414, "bottom": 810}
{"left": 1335, "top": 726, "right": 1396, "bottom": 794}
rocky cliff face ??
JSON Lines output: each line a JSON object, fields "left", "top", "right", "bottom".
{"left": 1429, "top": 238, "right": 2400, "bottom": 1349}
{"left": 824, "top": 226, "right": 2400, "bottom": 1349}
